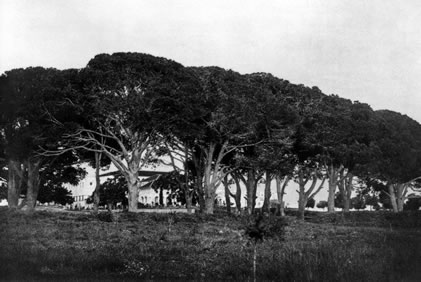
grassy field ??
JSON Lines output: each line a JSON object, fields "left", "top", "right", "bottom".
{"left": 1, "top": 208, "right": 421, "bottom": 281}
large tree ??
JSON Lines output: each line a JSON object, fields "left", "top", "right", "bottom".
{"left": 0, "top": 68, "right": 85, "bottom": 212}
{"left": 231, "top": 73, "right": 298, "bottom": 215}
{"left": 368, "top": 110, "right": 421, "bottom": 212}
{"left": 59, "top": 53, "right": 199, "bottom": 212}
{"left": 186, "top": 67, "right": 260, "bottom": 214}
{"left": 299, "top": 93, "right": 379, "bottom": 213}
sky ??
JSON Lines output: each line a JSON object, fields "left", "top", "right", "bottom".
{"left": 1, "top": 0, "right": 420, "bottom": 123}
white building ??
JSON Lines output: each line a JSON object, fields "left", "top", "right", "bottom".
{"left": 65, "top": 163, "right": 333, "bottom": 210}
{"left": 65, "top": 164, "right": 171, "bottom": 209}
{"left": 64, "top": 166, "right": 97, "bottom": 209}
{"left": 0, "top": 177, "right": 7, "bottom": 206}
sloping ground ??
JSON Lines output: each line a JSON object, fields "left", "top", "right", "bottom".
{"left": 0, "top": 208, "right": 420, "bottom": 281}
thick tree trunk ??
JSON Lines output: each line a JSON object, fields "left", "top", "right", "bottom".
{"left": 223, "top": 175, "right": 231, "bottom": 214}
{"left": 298, "top": 193, "right": 308, "bottom": 220}
{"left": 396, "top": 183, "right": 405, "bottom": 212}
{"left": 388, "top": 183, "right": 398, "bottom": 213}
{"left": 7, "top": 159, "right": 23, "bottom": 210}
{"left": 204, "top": 183, "right": 215, "bottom": 214}
{"left": 245, "top": 169, "right": 257, "bottom": 215}
{"left": 327, "top": 180, "right": 336, "bottom": 213}
{"left": 327, "top": 166, "right": 339, "bottom": 213}
{"left": 126, "top": 172, "right": 139, "bottom": 212}
{"left": 93, "top": 152, "right": 101, "bottom": 214}
{"left": 25, "top": 159, "right": 41, "bottom": 213}
{"left": 261, "top": 172, "right": 272, "bottom": 214}
{"left": 297, "top": 170, "right": 307, "bottom": 220}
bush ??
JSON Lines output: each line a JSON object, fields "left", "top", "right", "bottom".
{"left": 316, "top": 201, "right": 328, "bottom": 209}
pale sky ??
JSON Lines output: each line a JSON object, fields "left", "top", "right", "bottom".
{"left": 1, "top": 0, "right": 421, "bottom": 123}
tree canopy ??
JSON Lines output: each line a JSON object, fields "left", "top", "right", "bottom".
{"left": 1, "top": 52, "right": 421, "bottom": 214}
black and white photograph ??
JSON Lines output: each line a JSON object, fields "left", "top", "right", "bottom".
{"left": 1, "top": 0, "right": 421, "bottom": 280}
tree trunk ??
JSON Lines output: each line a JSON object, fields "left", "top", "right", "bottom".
{"left": 245, "top": 169, "right": 257, "bottom": 215}
{"left": 195, "top": 167, "right": 206, "bottom": 213}
{"left": 197, "top": 190, "right": 205, "bottom": 213}
{"left": 223, "top": 175, "right": 231, "bottom": 214}
{"left": 185, "top": 193, "right": 193, "bottom": 212}
{"left": 343, "top": 173, "right": 353, "bottom": 212}
{"left": 327, "top": 166, "right": 339, "bottom": 213}
{"left": 297, "top": 170, "right": 307, "bottom": 220}
{"left": 204, "top": 183, "right": 215, "bottom": 214}
{"left": 388, "top": 183, "right": 398, "bottom": 213}
{"left": 276, "top": 175, "right": 289, "bottom": 217}
{"left": 231, "top": 173, "right": 242, "bottom": 214}
{"left": 396, "top": 183, "right": 405, "bottom": 212}
{"left": 337, "top": 171, "right": 345, "bottom": 210}
{"left": 298, "top": 193, "right": 308, "bottom": 220}
{"left": 159, "top": 186, "right": 164, "bottom": 206}
{"left": 182, "top": 146, "right": 193, "bottom": 212}
{"left": 126, "top": 172, "right": 139, "bottom": 212}
{"left": 25, "top": 159, "right": 41, "bottom": 213}
{"left": 93, "top": 152, "right": 101, "bottom": 214}
{"left": 261, "top": 171, "right": 272, "bottom": 214}
{"left": 7, "top": 159, "right": 23, "bottom": 210}
{"left": 327, "top": 180, "right": 336, "bottom": 213}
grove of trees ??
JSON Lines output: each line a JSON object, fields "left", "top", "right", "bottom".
{"left": 1, "top": 52, "right": 420, "bottom": 215}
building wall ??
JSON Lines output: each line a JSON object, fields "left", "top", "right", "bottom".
{"left": 138, "top": 187, "right": 169, "bottom": 206}
{"left": 64, "top": 166, "right": 96, "bottom": 209}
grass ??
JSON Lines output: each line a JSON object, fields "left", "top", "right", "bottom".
{"left": 0, "top": 208, "right": 420, "bottom": 281}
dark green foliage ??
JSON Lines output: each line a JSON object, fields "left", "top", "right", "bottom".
{"left": 150, "top": 170, "right": 198, "bottom": 206}
{"left": 2, "top": 52, "right": 421, "bottom": 215}
{"left": 404, "top": 197, "right": 421, "bottom": 211}
{"left": 306, "top": 197, "right": 315, "bottom": 208}
{"left": 245, "top": 214, "right": 267, "bottom": 243}
{"left": 351, "top": 196, "right": 366, "bottom": 210}
{"left": 316, "top": 200, "right": 328, "bottom": 209}
{"left": 334, "top": 192, "right": 344, "bottom": 209}
{"left": 373, "top": 110, "right": 421, "bottom": 184}
{"left": 37, "top": 185, "right": 74, "bottom": 205}
{"left": 361, "top": 178, "right": 393, "bottom": 210}
{"left": 364, "top": 194, "right": 380, "bottom": 210}
{"left": 88, "top": 176, "right": 128, "bottom": 208}
{"left": 0, "top": 68, "right": 86, "bottom": 211}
